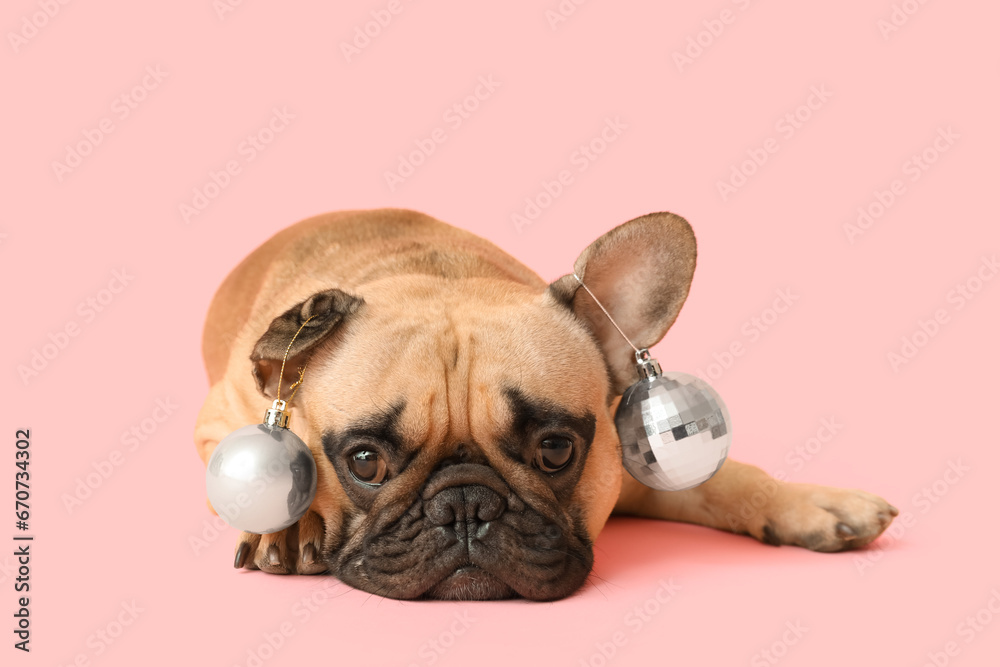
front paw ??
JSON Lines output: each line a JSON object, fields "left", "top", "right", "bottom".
{"left": 755, "top": 484, "right": 898, "bottom": 552}
{"left": 233, "top": 510, "right": 328, "bottom": 574}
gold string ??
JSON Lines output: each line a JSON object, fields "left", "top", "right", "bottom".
{"left": 277, "top": 315, "right": 318, "bottom": 404}
{"left": 285, "top": 366, "right": 307, "bottom": 403}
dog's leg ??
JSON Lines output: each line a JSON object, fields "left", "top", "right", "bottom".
{"left": 614, "top": 459, "right": 898, "bottom": 551}
{"left": 233, "top": 507, "right": 329, "bottom": 575}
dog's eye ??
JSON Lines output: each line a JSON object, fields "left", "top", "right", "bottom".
{"left": 348, "top": 450, "right": 388, "bottom": 485}
{"left": 534, "top": 437, "right": 573, "bottom": 473}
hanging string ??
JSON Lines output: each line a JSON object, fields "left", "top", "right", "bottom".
{"left": 277, "top": 315, "right": 317, "bottom": 404}
{"left": 573, "top": 273, "right": 642, "bottom": 355}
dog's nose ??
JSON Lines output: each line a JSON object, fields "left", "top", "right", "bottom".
{"left": 425, "top": 485, "right": 506, "bottom": 527}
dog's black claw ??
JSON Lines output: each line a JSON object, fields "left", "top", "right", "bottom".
{"left": 302, "top": 543, "right": 317, "bottom": 565}
{"left": 234, "top": 542, "right": 250, "bottom": 569}
{"left": 267, "top": 544, "right": 281, "bottom": 566}
{"left": 835, "top": 522, "right": 857, "bottom": 539}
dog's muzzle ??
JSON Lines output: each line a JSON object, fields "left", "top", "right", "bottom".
{"left": 420, "top": 464, "right": 517, "bottom": 599}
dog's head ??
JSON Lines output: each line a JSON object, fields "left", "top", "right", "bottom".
{"left": 249, "top": 212, "right": 696, "bottom": 600}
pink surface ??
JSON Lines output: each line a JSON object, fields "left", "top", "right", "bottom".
{"left": 3, "top": 1, "right": 998, "bottom": 665}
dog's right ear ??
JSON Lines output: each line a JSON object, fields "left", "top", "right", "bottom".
{"left": 250, "top": 289, "right": 364, "bottom": 398}
{"left": 547, "top": 212, "right": 696, "bottom": 397}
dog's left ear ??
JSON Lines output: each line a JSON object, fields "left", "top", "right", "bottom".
{"left": 250, "top": 288, "right": 364, "bottom": 398}
{"left": 548, "top": 212, "right": 696, "bottom": 396}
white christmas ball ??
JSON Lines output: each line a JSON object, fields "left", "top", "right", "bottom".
{"left": 206, "top": 424, "right": 317, "bottom": 534}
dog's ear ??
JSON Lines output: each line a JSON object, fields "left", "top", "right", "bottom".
{"left": 250, "top": 289, "right": 364, "bottom": 398}
{"left": 548, "top": 212, "right": 696, "bottom": 396}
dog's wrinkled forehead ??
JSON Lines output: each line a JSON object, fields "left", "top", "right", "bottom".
{"left": 305, "top": 276, "right": 611, "bottom": 446}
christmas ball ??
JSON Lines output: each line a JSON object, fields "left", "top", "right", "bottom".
{"left": 615, "top": 371, "right": 731, "bottom": 492}
{"left": 206, "top": 423, "right": 317, "bottom": 534}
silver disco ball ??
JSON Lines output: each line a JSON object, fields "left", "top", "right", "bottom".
{"left": 615, "top": 371, "right": 731, "bottom": 492}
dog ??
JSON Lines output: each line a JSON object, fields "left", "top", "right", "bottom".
{"left": 194, "top": 208, "right": 897, "bottom": 601}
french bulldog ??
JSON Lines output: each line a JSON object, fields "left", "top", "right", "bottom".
{"left": 194, "top": 209, "right": 897, "bottom": 601}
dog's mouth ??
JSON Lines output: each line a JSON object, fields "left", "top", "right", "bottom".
{"left": 336, "top": 529, "right": 590, "bottom": 601}
{"left": 330, "top": 465, "right": 594, "bottom": 601}
{"left": 423, "top": 565, "right": 515, "bottom": 601}
{"left": 332, "top": 514, "right": 592, "bottom": 601}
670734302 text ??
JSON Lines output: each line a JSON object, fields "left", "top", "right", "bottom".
{"left": 13, "top": 429, "right": 32, "bottom": 652}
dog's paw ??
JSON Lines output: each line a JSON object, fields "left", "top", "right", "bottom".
{"left": 754, "top": 484, "right": 898, "bottom": 552}
{"left": 233, "top": 510, "right": 328, "bottom": 574}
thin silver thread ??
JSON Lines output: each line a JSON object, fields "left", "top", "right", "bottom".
{"left": 573, "top": 273, "right": 641, "bottom": 355}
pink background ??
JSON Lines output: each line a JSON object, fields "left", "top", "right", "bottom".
{"left": 3, "top": 1, "right": 998, "bottom": 665}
